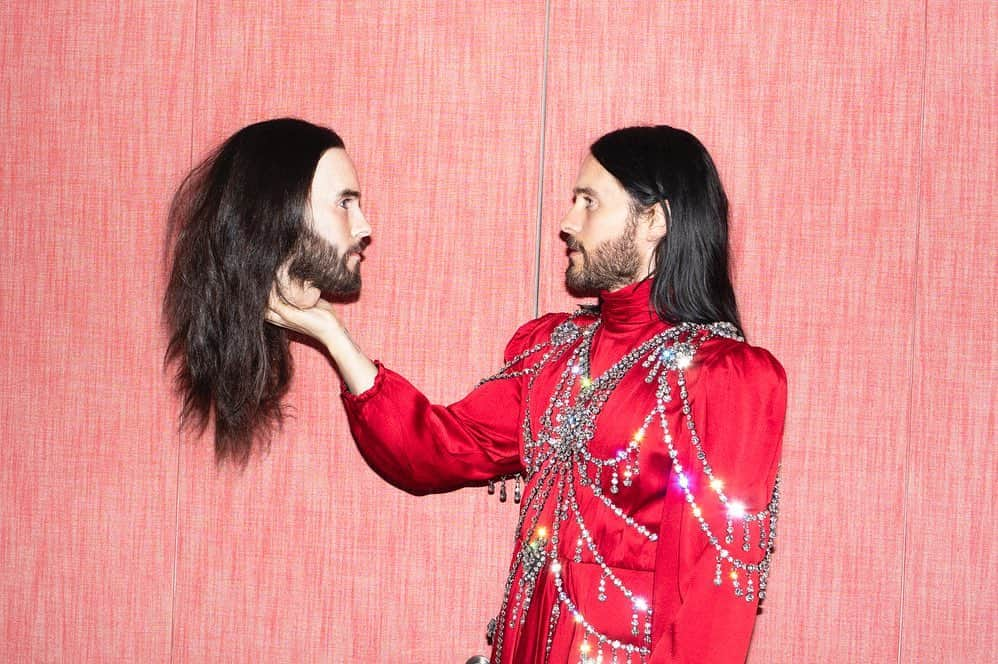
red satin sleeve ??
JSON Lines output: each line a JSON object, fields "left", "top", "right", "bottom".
{"left": 650, "top": 341, "right": 787, "bottom": 663}
{"left": 339, "top": 315, "right": 566, "bottom": 495}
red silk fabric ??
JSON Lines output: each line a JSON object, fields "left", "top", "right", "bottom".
{"left": 343, "top": 279, "right": 786, "bottom": 663}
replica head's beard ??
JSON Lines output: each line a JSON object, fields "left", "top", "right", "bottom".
{"left": 286, "top": 228, "right": 365, "bottom": 296}
{"left": 564, "top": 220, "right": 641, "bottom": 294}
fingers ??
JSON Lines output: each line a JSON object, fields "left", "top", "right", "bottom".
{"left": 315, "top": 298, "right": 338, "bottom": 313}
{"left": 272, "top": 265, "right": 308, "bottom": 307}
{"left": 263, "top": 304, "right": 290, "bottom": 330}
{"left": 266, "top": 294, "right": 298, "bottom": 322}
{"left": 295, "top": 281, "right": 321, "bottom": 309}
{"left": 283, "top": 276, "right": 307, "bottom": 305}
{"left": 272, "top": 273, "right": 321, "bottom": 310}
{"left": 265, "top": 281, "right": 299, "bottom": 330}
{"left": 264, "top": 276, "right": 344, "bottom": 341}
{"left": 272, "top": 265, "right": 293, "bottom": 304}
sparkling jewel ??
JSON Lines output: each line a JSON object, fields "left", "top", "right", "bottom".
{"left": 478, "top": 313, "right": 778, "bottom": 663}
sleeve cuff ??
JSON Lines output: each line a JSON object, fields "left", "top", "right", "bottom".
{"left": 339, "top": 360, "right": 386, "bottom": 405}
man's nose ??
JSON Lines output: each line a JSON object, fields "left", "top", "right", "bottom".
{"left": 559, "top": 207, "right": 582, "bottom": 234}
{"left": 352, "top": 210, "right": 372, "bottom": 239}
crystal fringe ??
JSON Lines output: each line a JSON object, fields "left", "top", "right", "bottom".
{"left": 481, "top": 313, "right": 780, "bottom": 663}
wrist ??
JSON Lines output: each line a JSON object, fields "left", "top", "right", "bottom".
{"left": 320, "top": 326, "right": 351, "bottom": 355}
{"left": 321, "top": 325, "right": 365, "bottom": 362}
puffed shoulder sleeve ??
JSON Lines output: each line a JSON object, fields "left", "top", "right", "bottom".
{"left": 502, "top": 312, "right": 573, "bottom": 361}
{"left": 651, "top": 342, "right": 787, "bottom": 663}
{"left": 340, "top": 314, "right": 570, "bottom": 495}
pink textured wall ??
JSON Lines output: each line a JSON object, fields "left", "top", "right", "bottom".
{"left": 0, "top": 2, "right": 194, "bottom": 661}
{"left": 901, "top": 1, "right": 997, "bottom": 660}
{"left": 1, "top": 2, "right": 993, "bottom": 662}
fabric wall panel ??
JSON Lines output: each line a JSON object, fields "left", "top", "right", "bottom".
{"left": 900, "top": 2, "right": 997, "bottom": 661}
{"left": 539, "top": 3, "right": 925, "bottom": 662}
{"left": 0, "top": 2, "right": 195, "bottom": 661}
{"left": 170, "top": 2, "right": 546, "bottom": 661}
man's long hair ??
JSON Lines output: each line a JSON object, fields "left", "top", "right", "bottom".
{"left": 591, "top": 125, "right": 744, "bottom": 335}
{"left": 163, "top": 118, "right": 344, "bottom": 464}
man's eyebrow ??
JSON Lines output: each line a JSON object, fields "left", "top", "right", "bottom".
{"left": 338, "top": 189, "right": 361, "bottom": 199}
{"left": 573, "top": 186, "right": 597, "bottom": 198}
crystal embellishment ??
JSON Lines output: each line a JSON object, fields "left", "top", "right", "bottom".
{"left": 478, "top": 315, "right": 777, "bottom": 664}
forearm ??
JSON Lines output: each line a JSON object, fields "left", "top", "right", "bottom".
{"left": 342, "top": 364, "right": 524, "bottom": 494}
{"left": 265, "top": 288, "right": 377, "bottom": 393}
{"left": 321, "top": 325, "right": 377, "bottom": 394}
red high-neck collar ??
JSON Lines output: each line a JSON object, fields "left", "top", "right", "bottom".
{"left": 597, "top": 278, "right": 662, "bottom": 334}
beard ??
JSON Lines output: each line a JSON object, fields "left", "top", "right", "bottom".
{"left": 564, "top": 222, "right": 641, "bottom": 294}
{"left": 286, "top": 228, "right": 364, "bottom": 296}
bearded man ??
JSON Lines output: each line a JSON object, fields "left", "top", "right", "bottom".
{"left": 268, "top": 126, "right": 786, "bottom": 663}
{"left": 164, "top": 118, "right": 371, "bottom": 464}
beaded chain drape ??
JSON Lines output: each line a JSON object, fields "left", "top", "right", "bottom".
{"left": 480, "top": 314, "right": 780, "bottom": 664}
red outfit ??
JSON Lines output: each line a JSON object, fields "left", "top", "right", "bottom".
{"left": 342, "top": 279, "right": 786, "bottom": 663}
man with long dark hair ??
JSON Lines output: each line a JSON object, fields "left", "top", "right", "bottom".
{"left": 268, "top": 126, "right": 786, "bottom": 663}
{"left": 164, "top": 118, "right": 371, "bottom": 464}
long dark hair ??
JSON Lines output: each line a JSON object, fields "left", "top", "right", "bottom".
{"left": 591, "top": 125, "right": 743, "bottom": 335}
{"left": 163, "top": 118, "right": 344, "bottom": 464}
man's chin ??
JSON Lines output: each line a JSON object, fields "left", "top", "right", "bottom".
{"left": 565, "top": 268, "right": 597, "bottom": 298}
{"left": 320, "top": 283, "right": 362, "bottom": 303}
{"left": 312, "top": 270, "right": 362, "bottom": 302}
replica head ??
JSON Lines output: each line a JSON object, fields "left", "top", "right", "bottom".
{"left": 561, "top": 125, "right": 742, "bottom": 333}
{"left": 163, "top": 117, "right": 371, "bottom": 464}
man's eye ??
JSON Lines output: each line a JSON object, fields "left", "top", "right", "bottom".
{"left": 583, "top": 196, "right": 596, "bottom": 208}
{"left": 338, "top": 198, "right": 352, "bottom": 209}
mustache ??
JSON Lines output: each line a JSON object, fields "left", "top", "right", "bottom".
{"left": 345, "top": 236, "right": 372, "bottom": 257}
{"left": 564, "top": 236, "right": 584, "bottom": 253}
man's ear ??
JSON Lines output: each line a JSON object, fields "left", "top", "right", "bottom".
{"left": 642, "top": 200, "right": 668, "bottom": 244}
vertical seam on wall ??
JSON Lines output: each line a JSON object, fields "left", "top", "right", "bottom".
{"left": 897, "top": 1, "right": 930, "bottom": 661}
{"left": 532, "top": 0, "right": 552, "bottom": 319}
{"left": 170, "top": 2, "right": 199, "bottom": 662}
{"left": 169, "top": 406, "right": 183, "bottom": 664}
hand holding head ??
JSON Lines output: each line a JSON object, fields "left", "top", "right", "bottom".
{"left": 266, "top": 269, "right": 345, "bottom": 345}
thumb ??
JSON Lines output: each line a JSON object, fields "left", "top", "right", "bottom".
{"left": 297, "top": 281, "right": 322, "bottom": 308}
